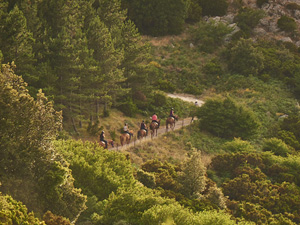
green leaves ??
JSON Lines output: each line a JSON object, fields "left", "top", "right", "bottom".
{"left": 0, "top": 66, "right": 86, "bottom": 220}
{"left": 198, "top": 97, "right": 260, "bottom": 139}
{"left": 123, "top": 0, "right": 189, "bottom": 36}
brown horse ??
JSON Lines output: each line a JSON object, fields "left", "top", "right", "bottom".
{"left": 150, "top": 120, "right": 160, "bottom": 138}
{"left": 120, "top": 130, "right": 134, "bottom": 146}
{"left": 166, "top": 115, "right": 178, "bottom": 131}
{"left": 137, "top": 128, "right": 148, "bottom": 139}
{"left": 99, "top": 139, "right": 114, "bottom": 149}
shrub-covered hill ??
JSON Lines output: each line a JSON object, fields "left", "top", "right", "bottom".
{"left": 2, "top": 0, "right": 300, "bottom": 224}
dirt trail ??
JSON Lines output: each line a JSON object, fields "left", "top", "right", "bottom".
{"left": 109, "top": 93, "right": 203, "bottom": 151}
{"left": 166, "top": 93, "right": 204, "bottom": 106}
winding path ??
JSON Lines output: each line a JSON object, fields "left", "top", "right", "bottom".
{"left": 110, "top": 93, "right": 203, "bottom": 151}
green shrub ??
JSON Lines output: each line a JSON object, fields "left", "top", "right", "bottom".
{"left": 277, "top": 130, "right": 300, "bottom": 150}
{"left": 136, "top": 169, "right": 156, "bottom": 189}
{"left": 0, "top": 194, "right": 43, "bottom": 225}
{"left": 190, "top": 20, "right": 233, "bottom": 53}
{"left": 222, "top": 138, "right": 255, "bottom": 153}
{"left": 156, "top": 79, "right": 176, "bottom": 92}
{"left": 183, "top": 84, "right": 203, "bottom": 95}
{"left": 43, "top": 211, "right": 70, "bottom": 225}
{"left": 277, "top": 15, "right": 297, "bottom": 33}
{"left": 225, "top": 38, "right": 264, "bottom": 76}
{"left": 262, "top": 138, "right": 292, "bottom": 157}
{"left": 197, "top": 97, "right": 260, "bottom": 139}
{"left": 198, "top": 0, "right": 229, "bottom": 17}
{"left": 123, "top": 0, "right": 189, "bottom": 36}
{"left": 186, "top": 0, "right": 202, "bottom": 23}
{"left": 118, "top": 98, "right": 139, "bottom": 117}
{"left": 151, "top": 92, "right": 167, "bottom": 107}
{"left": 234, "top": 7, "right": 265, "bottom": 37}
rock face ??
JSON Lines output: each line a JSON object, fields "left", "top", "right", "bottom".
{"left": 216, "top": 0, "right": 300, "bottom": 45}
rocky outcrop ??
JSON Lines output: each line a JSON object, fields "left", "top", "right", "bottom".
{"left": 217, "top": 0, "right": 300, "bottom": 45}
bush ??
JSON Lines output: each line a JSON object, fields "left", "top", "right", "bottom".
{"left": 262, "top": 138, "right": 292, "bottom": 157}
{"left": 197, "top": 97, "right": 260, "bottom": 139}
{"left": 198, "top": 0, "right": 228, "bottom": 17}
{"left": 277, "top": 130, "right": 300, "bottom": 150}
{"left": 225, "top": 38, "right": 264, "bottom": 76}
{"left": 190, "top": 20, "right": 233, "bottom": 53}
{"left": 234, "top": 7, "right": 265, "bottom": 37}
{"left": 118, "top": 98, "right": 139, "bottom": 117}
{"left": 43, "top": 211, "right": 70, "bottom": 225}
{"left": 0, "top": 194, "right": 43, "bottom": 225}
{"left": 222, "top": 138, "right": 255, "bottom": 153}
{"left": 277, "top": 15, "right": 297, "bottom": 34}
{"left": 186, "top": 0, "right": 202, "bottom": 23}
{"left": 136, "top": 169, "right": 156, "bottom": 189}
{"left": 156, "top": 79, "right": 176, "bottom": 92}
{"left": 123, "top": 0, "right": 189, "bottom": 36}
{"left": 202, "top": 58, "right": 224, "bottom": 84}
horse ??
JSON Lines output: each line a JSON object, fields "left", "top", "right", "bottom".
{"left": 150, "top": 119, "right": 160, "bottom": 138}
{"left": 137, "top": 128, "right": 148, "bottom": 139}
{"left": 120, "top": 130, "right": 134, "bottom": 146}
{"left": 166, "top": 115, "right": 178, "bottom": 131}
{"left": 99, "top": 139, "right": 114, "bottom": 149}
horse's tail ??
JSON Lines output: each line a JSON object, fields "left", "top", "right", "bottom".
{"left": 137, "top": 130, "right": 141, "bottom": 139}
{"left": 120, "top": 136, "right": 123, "bottom": 146}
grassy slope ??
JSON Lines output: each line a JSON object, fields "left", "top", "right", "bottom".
{"left": 70, "top": 28, "right": 298, "bottom": 169}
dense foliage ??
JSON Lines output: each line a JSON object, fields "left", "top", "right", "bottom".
{"left": 1, "top": 0, "right": 300, "bottom": 224}
{"left": 0, "top": 193, "right": 43, "bottom": 225}
{"left": 197, "top": 97, "right": 260, "bottom": 139}
{"left": 122, "top": 0, "right": 190, "bottom": 36}
{"left": 0, "top": 0, "right": 150, "bottom": 131}
{"left": 0, "top": 64, "right": 86, "bottom": 221}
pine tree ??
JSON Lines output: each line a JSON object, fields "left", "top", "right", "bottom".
{"left": 178, "top": 150, "right": 206, "bottom": 198}
{"left": 85, "top": 15, "right": 124, "bottom": 119}
{"left": 0, "top": 5, "right": 37, "bottom": 93}
{"left": 48, "top": 0, "right": 93, "bottom": 129}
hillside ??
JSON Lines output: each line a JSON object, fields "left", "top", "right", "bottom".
{"left": 1, "top": 0, "right": 300, "bottom": 224}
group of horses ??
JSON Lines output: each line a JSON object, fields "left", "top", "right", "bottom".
{"left": 99, "top": 115, "right": 179, "bottom": 148}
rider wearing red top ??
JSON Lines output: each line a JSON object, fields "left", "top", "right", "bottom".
{"left": 152, "top": 113, "right": 158, "bottom": 122}
{"left": 152, "top": 113, "right": 160, "bottom": 128}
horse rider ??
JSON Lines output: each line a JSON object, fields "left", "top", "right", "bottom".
{"left": 191, "top": 101, "right": 198, "bottom": 122}
{"left": 152, "top": 113, "right": 160, "bottom": 128}
{"left": 169, "top": 108, "right": 176, "bottom": 120}
{"left": 123, "top": 123, "right": 132, "bottom": 139}
{"left": 100, "top": 130, "right": 108, "bottom": 149}
{"left": 140, "top": 120, "right": 148, "bottom": 135}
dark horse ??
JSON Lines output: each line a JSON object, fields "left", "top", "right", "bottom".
{"left": 166, "top": 115, "right": 178, "bottom": 131}
{"left": 150, "top": 120, "right": 160, "bottom": 138}
{"left": 99, "top": 139, "right": 114, "bottom": 149}
{"left": 120, "top": 130, "right": 134, "bottom": 146}
{"left": 137, "top": 128, "right": 148, "bottom": 140}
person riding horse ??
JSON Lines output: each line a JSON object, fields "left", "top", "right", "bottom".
{"left": 100, "top": 130, "right": 107, "bottom": 149}
{"left": 152, "top": 113, "right": 160, "bottom": 128}
{"left": 140, "top": 120, "right": 148, "bottom": 135}
{"left": 169, "top": 108, "right": 175, "bottom": 120}
{"left": 123, "top": 123, "right": 132, "bottom": 139}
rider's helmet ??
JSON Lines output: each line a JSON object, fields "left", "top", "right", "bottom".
{"left": 142, "top": 120, "right": 144, "bottom": 123}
